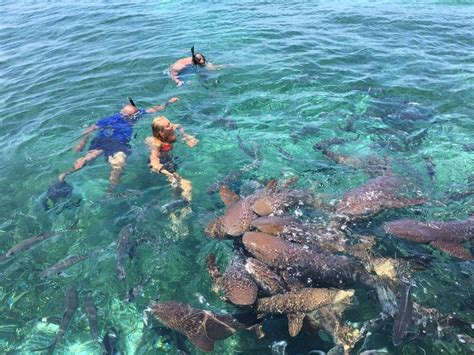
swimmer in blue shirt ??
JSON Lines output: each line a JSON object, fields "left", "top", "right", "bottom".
{"left": 58, "top": 96, "right": 178, "bottom": 191}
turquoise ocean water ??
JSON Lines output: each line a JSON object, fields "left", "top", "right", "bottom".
{"left": 1, "top": 0, "right": 473, "bottom": 354}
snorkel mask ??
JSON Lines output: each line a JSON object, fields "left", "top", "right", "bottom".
{"left": 124, "top": 97, "right": 141, "bottom": 122}
{"left": 191, "top": 46, "right": 206, "bottom": 66}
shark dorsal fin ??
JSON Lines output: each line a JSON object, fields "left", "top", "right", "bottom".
{"left": 219, "top": 186, "right": 240, "bottom": 206}
{"left": 283, "top": 176, "right": 298, "bottom": 189}
{"left": 263, "top": 179, "right": 278, "bottom": 194}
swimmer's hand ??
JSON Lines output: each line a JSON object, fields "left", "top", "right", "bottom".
{"left": 168, "top": 97, "right": 179, "bottom": 104}
{"left": 161, "top": 170, "right": 180, "bottom": 188}
{"left": 183, "top": 135, "right": 198, "bottom": 148}
{"left": 177, "top": 81, "right": 184, "bottom": 87}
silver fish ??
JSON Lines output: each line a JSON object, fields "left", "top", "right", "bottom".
{"left": 275, "top": 146, "right": 294, "bottom": 161}
{"left": 5, "top": 221, "right": 78, "bottom": 258}
{"left": 423, "top": 156, "right": 436, "bottom": 181}
{"left": 35, "top": 285, "right": 79, "bottom": 354}
{"left": 6, "top": 232, "right": 61, "bottom": 258}
{"left": 116, "top": 224, "right": 132, "bottom": 280}
{"left": 84, "top": 295, "right": 99, "bottom": 342}
{"left": 392, "top": 282, "right": 413, "bottom": 346}
{"left": 39, "top": 255, "right": 88, "bottom": 278}
{"left": 237, "top": 132, "right": 259, "bottom": 159}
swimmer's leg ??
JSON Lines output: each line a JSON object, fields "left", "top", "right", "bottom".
{"left": 107, "top": 151, "right": 127, "bottom": 191}
{"left": 179, "top": 178, "right": 192, "bottom": 202}
{"left": 59, "top": 149, "right": 103, "bottom": 181}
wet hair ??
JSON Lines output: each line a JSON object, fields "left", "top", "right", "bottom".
{"left": 151, "top": 116, "right": 169, "bottom": 138}
{"left": 191, "top": 46, "right": 206, "bottom": 66}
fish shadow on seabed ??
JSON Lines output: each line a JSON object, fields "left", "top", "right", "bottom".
{"left": 39, "top": 180, "right": 82, "bottom": 217}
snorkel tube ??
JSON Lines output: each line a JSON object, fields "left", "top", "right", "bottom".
{"left": 191, "top": 46, "right": 206, "bottom": 66}
{"left": 191, "top": 46, "right": 198, "bottom": 65}
{"left": 127, "top": 97, "right": 137, "bottom": 108}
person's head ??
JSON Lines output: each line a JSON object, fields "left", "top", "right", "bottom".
{"left": 151, "top": 116, "right": 174, "bottom": 139}
{"left": 191, "top": 46, "right": 206, "bottom": 66}
{"left": 121, "top": 104, "right": 139, "bottom": 116}
{"left": 121, "top": 97, "right": 140, "bottom": 121}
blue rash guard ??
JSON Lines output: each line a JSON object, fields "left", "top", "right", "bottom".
{"left": 89, "top": 109, "right": 147, "bottom": 158}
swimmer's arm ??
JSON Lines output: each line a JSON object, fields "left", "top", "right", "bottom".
{"left": 173, "top": 124, "right": 199, "bottom": 148}
{"left": 146, "top": 137, "right": 163, "bottom": 173}
{"left": 75, "top": 124, "right": 99, "bottom": 152}
{"left": 205, "top": 62, "right": 224, "bottom": 70}
{"left": 146, "top": 97, "right": 179, "bottom": 114}
{"left": 146, "top": 138, "right": 175, "bottom": 178}
{"left": 170, "top": 68, "right": 184, "bottom": 86}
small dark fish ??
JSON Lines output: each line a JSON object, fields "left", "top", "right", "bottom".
{"left": 116, "top": 225, "right": 132, "bottom": 280}
{"left": 160, "top": 199, "right": 189, "bottom": 214}
{"left": 275, "top": 146, "right": 294, "bottom": 161}
{"left": 210, "top": 118, "right": 237, "bottom": 130}
{"left": 290, "top": 125, "right": 320, "bottom": 143}
{"left": 128, "top": 236, "right": 151, "bottom": 259}
{"left": 114, "top": 189, "right": 144, "bottom": 199}
{"left": 447, "top": 189, "right": 474, "bottom": 201}
{"left": 338, "top": 115, "right": 358, "bottom": 133}
{"left": 313, "top": 138, "right": 349, "bottom": 151}
{"left": 392, "top": 282, "right": 413, "bottom": 346}
{"left": 41, "top": 180, "right": 73, "bottom": 211}
{"left": 84, "top": 295, "right": 99, "bottom": 342}
{"left": 423, "top": 157, "right": 436, "bottom": 181}
{"left": 39, "top": 255, "right": 88, "bottom": 278}
{"left": 125, "top": 274, "right": 153, "bottom": 303}
{"left": 207, "top": 170, "right": 244, "bottom": 194}
{"left": 103, "top": 327, "right": 119, "bottom": 355}
{"left": 403, "top": 128, "right": 428, "bottom": 148}
{"left": 34, "top": 285, "right": 79, "bottom": 354}
{"left": 207, "top": 159, "right": 261, "bottom": 194}
{"left": 237, "top": 132, "right": 258, "bottom": 159}
{"left": 462, "top": 143, "right": 474, "bottom": 152}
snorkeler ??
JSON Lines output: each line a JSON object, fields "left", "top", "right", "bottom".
{"left": 146, "top": 116, "right": 198, "bottom": 201}
{"left": 58, "top": 97, "right": 179, "bottom": 191}
{"left": 169, "top": 46, "right": 219, "bottom": 86}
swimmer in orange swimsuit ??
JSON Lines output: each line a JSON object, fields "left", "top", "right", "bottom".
{"left": 146, "top": 116, "right": 198, "bottom": 201}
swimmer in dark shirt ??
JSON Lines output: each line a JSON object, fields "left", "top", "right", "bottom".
{"left": 58, "top": 97, "right": 178, "bottom": 191}
{"left": 146, "top": 115, "right": 198, "bottom": 201}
